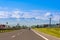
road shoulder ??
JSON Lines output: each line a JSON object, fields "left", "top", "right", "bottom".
{"left": 31, "top": 29, "right": 48, "bottom": 40}
{"left": 31, "top": 29, "right": 60, "bottom": 40}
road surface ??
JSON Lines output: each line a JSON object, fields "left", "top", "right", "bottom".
{"left": 0, "top": 29, "right": 45, "bottom": 40}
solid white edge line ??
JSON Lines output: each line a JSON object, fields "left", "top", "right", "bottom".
{"left": 31, "top": 29, "right": 49, "bottom": 40}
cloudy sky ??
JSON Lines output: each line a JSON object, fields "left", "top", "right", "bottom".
{"left": 0, "top": 0, "right": 60, "bottom": 26}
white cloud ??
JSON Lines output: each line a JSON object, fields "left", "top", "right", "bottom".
{"left": 11, "top": 10, "right": 24, "bottom": 18}
{"left": 10, "top": 10, "right": 60, "bottom": 22}
{"left": 52, "top": 15, "right": 60, "bottom": 21}
{"left": 0, "top": 7, "right": 60, "bottom": 22}
{"left": 35, "top": 16, "right": 46, "bottom": 20}
{"left": 0, "top": 11, "right": 9, "bottom": 18}
{"left": 22, "top": 12, "right": 34, "bottom": 18}
{"left": 45, "top": 12, "right": 51, "bottom": 17}
{"left": 11, "top": 10, "right": 20, "bottom": 18}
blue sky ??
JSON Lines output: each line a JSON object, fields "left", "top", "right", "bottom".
{"left": 0, "top": 0, "right": 60, "bottom": 26}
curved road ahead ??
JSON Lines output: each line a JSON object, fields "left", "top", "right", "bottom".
{"left": 0, "top": 29, "right": 45, "bottom": 40}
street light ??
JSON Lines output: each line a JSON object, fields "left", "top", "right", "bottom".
{"left": 6, "top": 22, "right": 8, "bottom": 28}
{"left": 6, "top": 22, "right": 8, "bottom": 24}
{"left": 59, "top": 15, "right": 60, "bottom": 27}
{"left": 49, "top": 14, "right": 53, "bottom": 27}
{"left": 58, "top": 13, "right": 60, "bottom": 27}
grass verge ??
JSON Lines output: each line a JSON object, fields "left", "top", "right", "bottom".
{"left": 0, "top": 29, "right": 14, "bottom": 33}
{"left": 33, "top": 28, "right": 60, "bottom": 38}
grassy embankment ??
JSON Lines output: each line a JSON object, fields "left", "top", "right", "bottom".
{"left": 0, "top": 28, "right": 21, "bottom": 33}
{"left": 0, "top": 29, "right": 15, "bottom": 33}
{"left": 34, "top": 28, "right": 60, "bottom": 38}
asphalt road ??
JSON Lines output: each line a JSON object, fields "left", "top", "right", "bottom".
{"left": 0, "top": 29, "right": 45, "bottom": 40}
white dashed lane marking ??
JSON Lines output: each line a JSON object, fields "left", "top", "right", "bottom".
{"left": 11, "top": 31, "right": 23, "bottom": 38}
{"left": 11, "top": 35, "right": 16, "bottom": 38}
{"left": 17, "top": 33, "right": 20, "bottom": 35}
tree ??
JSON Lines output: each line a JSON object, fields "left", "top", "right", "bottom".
{"left": 16, "top": 23, "right": 21, "bottom": 29}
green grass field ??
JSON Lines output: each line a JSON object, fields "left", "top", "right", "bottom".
{"left": 34, "top": 28, "right": 60, "bottom": 38}
{"left": 0, "top": 30, "right": 14, "bottom": 33}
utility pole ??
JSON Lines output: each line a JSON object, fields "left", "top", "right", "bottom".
{"left": 49, "top": 17, "right": 51, "bottom": 27}
{"left": 6, "top": 22, "right": 8, "bottom": 28}
{"left": 59, "top": 18, "right": 60, "bottom": 27}
{"left": 49, "top": 14, "right": 52, "bottom": 27}
{"left": 58, "top": 13, "right": 60, "bottom": 27}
